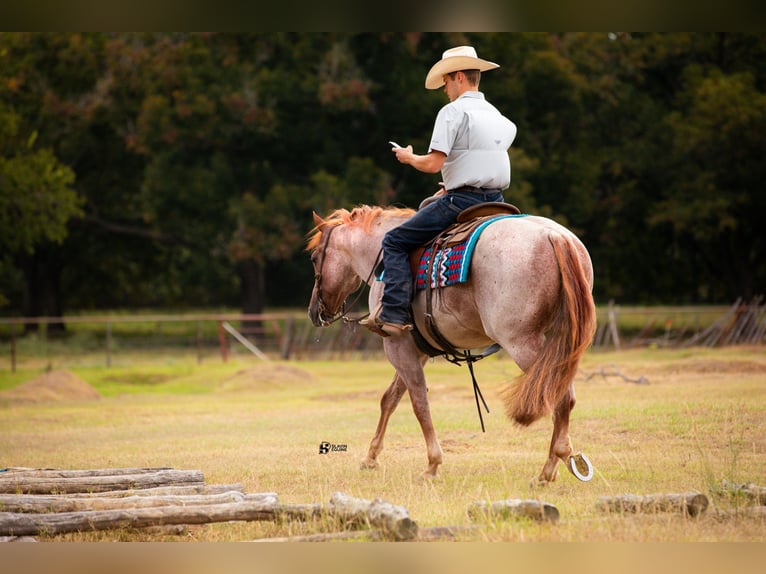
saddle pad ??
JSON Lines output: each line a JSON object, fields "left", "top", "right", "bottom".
{"left": 415, "top": 214, "right": 524, "bottom": 290}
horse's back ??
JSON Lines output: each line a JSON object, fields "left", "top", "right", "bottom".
{"left": 412, "top": 215, "right": 592, "bottom": 350}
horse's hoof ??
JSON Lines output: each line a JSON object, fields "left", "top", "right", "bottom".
{"left": 359, "top": 459, "right": 379, "bottom": 471}
{"left": 532, "top": 469, "right": 557, "bottom": 487}
{"left": 568, "top": 453, "right": 593, "bottom": 482}
{"left": 418, "top": 467, "right": 439, "bottom": 481}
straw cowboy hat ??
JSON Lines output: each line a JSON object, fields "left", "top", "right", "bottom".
{"left": 425, "top": 45, "right": 500, "bottom": 90}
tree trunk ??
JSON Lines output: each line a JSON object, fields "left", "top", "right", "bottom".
{"left": 237, "top": 258, "right": 265, "bottom": 341}
{"left": 19, "top": 246, "right": 67, "bottom": 335}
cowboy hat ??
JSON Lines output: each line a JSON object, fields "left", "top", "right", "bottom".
{"left": 425, "top": 46, "right": 500, "bottom": 90}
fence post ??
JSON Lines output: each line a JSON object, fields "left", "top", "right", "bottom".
{"left": 608, "top": 300, "right": 621, "bottom": 350}
{"left": 106, "top": 322, "right": 112, "bottom": 367}
{"left": 217, "top": 321, "right": 228, "bottom": 363}
{"left": 197, "top": 320, "right": 203, "bottom": 365}
{"left": 10, "top": 321, "right": 17, "bottom": 373}
{"left": 281, "top": 317, "right": 294, "bottom": 360}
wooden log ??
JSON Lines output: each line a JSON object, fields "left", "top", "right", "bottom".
{"left": 0, "top": 535, "right": 38, "bottom": 542}
{"left": 718, "top": 481, "right": 766, "bottom": 505}
{"left": 253, "top": 530, "right": 383, "bottom": 543}
{"left": 0, "top": 467, "right": 172, "bottom": 478}
{"left": 596, "top": 492, "right": 709, "bottom": 517}
{"left": 0, "top": 499, "right": 282, "bottom": 536}
{"left": 329, "top": 491, "right": 418, "bottom": 541}
{"left": 468, "top": 499, "right": 560, "bottom": 523}
{"left": 272, "top": 502, "right": 324, "bottom": 521}
{"left": 713, "top": 506, "right": 766, "bottom": 519}
{"left": 0, "top": 490, "right": 255, "bottom": 513}
{"left": 63, "top": 483, "right": 246, "bottom": 498}
{"left": 0, "top": 469, "right": 205, "bottom": 494}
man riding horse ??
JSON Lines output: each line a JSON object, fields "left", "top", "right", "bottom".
{"left": 362, "top": 46, "right": 518, "bottom": 337}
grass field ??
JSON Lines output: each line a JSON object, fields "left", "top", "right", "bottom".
{"left": 1, "top": 344, "right": 764, "bottom": 543}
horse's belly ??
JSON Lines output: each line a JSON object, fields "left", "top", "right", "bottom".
{"left": 411, "top": 287, "right": 495, "bottom": 350}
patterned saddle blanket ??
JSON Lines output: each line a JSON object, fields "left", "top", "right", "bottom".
{"left": 413, "top": 213, "right": 527, "bottom": 290}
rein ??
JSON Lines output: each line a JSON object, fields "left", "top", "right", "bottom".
{"left": 313, "top": 224, "right": 381, "bottom": 326}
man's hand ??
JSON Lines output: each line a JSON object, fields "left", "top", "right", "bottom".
{"left": 393, "top": 144, "right": 414, "bottom": 164}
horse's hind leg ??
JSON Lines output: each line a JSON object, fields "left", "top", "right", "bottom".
{"left": 537, "top": 384, "right": 593, "bottom": 483}
{"left": 361, "top": 373, "right": 407, "bottom": 470}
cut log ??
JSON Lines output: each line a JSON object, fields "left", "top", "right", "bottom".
{"left": 64, "top": 483, "right": 246, "bottom": 498}
{"left": 0, "top": 469, "right": 205, "bottom": 494}
{"left": 0, "top": 490, "right": 254, "bottom": 513}
{"left": 0, "top": 535, "right": 37, "bottom": 542}
{"left": 272, "top": 502, "right": 324, "bottom": 521}
{"left": 596, "top": 492, "right": 709, "bottom": 517}
{"left": 253, "top": 530, "right": 383, "bottom": 542}
{"left": 329, "top": 491, "right": 418, "bottom": 541}
{"left": 468, "top": 499, "right": 560, "bottom": 523}
{"left": 0, "top": 499, "right": 282, "bottom": 536}
{"left": 713, "top": 506, "right": 766, "bottom": 519}
{"left": 718, "top": 481, "right": 766, "bottom": 505}
{"left": 0, "top": 467, "right": 172, "bottom": 478}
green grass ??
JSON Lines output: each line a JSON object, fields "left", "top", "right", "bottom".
{"left": 0, "top": 346, "right": 764, "bottom": 542}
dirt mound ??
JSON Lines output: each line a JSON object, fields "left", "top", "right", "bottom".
{"left": 0, "top": 370, "right": 102, "bottom": 405}
{"left": 219, "top": 363, "right": 316, "bottom": 392}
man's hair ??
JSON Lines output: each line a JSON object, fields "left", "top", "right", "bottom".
{"left": 449, "top": 69, "right": 481, "bottom": 86}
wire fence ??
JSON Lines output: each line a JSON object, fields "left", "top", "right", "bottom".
{"left": 1, "top": 299, "right": 764, "bottom": 372}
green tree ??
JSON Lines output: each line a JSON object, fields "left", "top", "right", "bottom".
{"left": 0, "top": 104, "right": 81, "bottom": 315}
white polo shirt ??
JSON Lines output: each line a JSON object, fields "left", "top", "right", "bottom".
{"left": 428, "top": 91, "right": 517, "bottom": 191}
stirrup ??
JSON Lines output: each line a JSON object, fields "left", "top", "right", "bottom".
{"left": 360, "top": 307, "right": 412, "bottom": 337}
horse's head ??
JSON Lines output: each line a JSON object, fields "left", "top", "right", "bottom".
{"left": 307, "top": 212, "right": 363, "bottom": 327}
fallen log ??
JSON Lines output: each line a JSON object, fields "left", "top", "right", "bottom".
{"left": 0, "top": 499, "right": 282, "bottom": 536}
{"left": 596, "top": 492, "right": 709, "bottom": 517}
{"left": 468, "top": 499, "right": 560, "bottom": 523}
{"left": 329, "top": 491, "right": 418, "bottom": 541}
{"left": 0, "top": 535, "right": 37, "bottom": 542}
{"left": 272, "top": 502, "right": 324, "bottom": 521}
{"left": 713, "top": 506, "right": 766, "bottom": 519}
{"left": 0, "top": 490, "right": 255, "bottom": 513}
{"left": 253, "top": 529, "right": 383, "bottom": 542}
{"left": 0, "top": 469, "right": 205, "bottom": 494}
{"left": 718, "top": 481, "right": 766, "bottom": 505}
{"left": 63, "top": 483, "right": 246, "bottom": 498}
{"left": 0, "top": 467, "right": 172, "bottom": 478}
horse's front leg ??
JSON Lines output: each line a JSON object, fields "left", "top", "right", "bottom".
{"left": 537, "top": 384, "right": 593, "bottom": 484}
{"left": 361, "top": 373, "right": 407, "bottom": 470}
{"left": 384, "top": 336, "right": 443, "bottom": 479}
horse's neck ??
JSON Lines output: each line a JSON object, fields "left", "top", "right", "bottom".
{"left": 344, "top": 217, "right": 403, "bottom": 283}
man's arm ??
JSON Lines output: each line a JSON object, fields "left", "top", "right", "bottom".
{"left": 393, "top": 146, "right": 446, "bottom": 174}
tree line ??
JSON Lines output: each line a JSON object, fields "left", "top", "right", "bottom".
{"left": 1, "top": 32, "right": 764, "bottom": 328}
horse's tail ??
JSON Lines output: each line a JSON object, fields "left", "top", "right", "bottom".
{"left": 503, "top": 232, "right": 596, "bottom": 426}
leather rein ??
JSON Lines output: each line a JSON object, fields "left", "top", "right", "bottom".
{"left": 313, "top": 223, "right": 381, "bottom": 326}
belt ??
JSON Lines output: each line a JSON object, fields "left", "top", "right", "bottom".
{"left": 448, "top": 186, "right": 502, "bottom": 194}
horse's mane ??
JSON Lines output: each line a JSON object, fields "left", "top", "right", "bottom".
{"left": 306, "top": 205, "right": 415, "bottom": 251}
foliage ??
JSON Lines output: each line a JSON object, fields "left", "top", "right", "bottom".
{"left": 0, "top": 32, "right": 764, "bottom": 317}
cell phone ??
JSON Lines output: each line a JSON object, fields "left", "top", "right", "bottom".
{"left": 389, "top": 141, "right": 402, "bottom": 149}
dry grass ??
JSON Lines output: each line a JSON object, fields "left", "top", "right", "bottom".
{"left": 0, "top": 346, "right": 764, "bottom": 543}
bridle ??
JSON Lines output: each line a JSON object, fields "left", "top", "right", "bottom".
{"left": 312, "top": 223, "right": 381, "bottom": 326}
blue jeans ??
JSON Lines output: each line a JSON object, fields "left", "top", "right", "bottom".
{"left": 379, "top": 189, "right": 505, "bottom": 324}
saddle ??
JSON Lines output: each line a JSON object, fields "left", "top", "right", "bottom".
{"left": 408, "top": 202, "right": 520, "bottom": 360}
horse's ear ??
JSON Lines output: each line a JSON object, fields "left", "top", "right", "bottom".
{"left": 312, "top": 212, "right": 325, "bottom": 228}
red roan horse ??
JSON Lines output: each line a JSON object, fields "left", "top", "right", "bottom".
{"left": 307, "top": 205, "right": 596, "bottom": 483}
